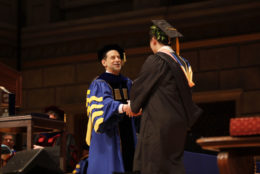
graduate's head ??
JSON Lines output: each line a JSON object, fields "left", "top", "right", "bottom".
{"left": 149, "top": 20, "right": 183, "bottom": 54}
{"left": 98, "top": 44, "right": 126, "bottom": 75}
{"left": 149, "top": 25, "right": 170, "bottom": 46}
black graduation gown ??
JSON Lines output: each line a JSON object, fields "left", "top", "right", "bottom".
{"left": 130, "top": 52, "right": 202, "bottom": 174}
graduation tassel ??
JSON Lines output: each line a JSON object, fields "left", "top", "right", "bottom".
{"left": 64, "top": 113, "right": 67, "bottom": 123}
{"left": 176, "top": 37, "right": 180, "bottom": 56}
{"left": 123, "top": 52, "right": 126, "bottom": 63}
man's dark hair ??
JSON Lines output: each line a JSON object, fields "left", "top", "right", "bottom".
{"left": 149, "top": 25, "right": 171, "bottom": 45}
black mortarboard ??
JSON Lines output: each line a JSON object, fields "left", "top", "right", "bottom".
{"left": 151, "top": 19, "right": 183, "bottom": 55}
{"left": 97, "top": 44, "right": 126, "bottom": 62}
{"left": 151, "top": 19, "right": 183, "bottom": 38}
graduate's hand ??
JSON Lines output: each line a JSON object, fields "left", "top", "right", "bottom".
{"left": 128, "top": 100, "right": 142, "bottom": 117}
{"left": 130, "top": 109, "right": 142, "bottom": 117}
{"left": 122, "top": 104, "right": 141, "bottom": 117}
{"left": 135, "top": 109, "right": 142, "bottom": 116}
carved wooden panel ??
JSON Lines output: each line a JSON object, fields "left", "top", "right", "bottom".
{"left": 26, "top": 0, "right": 51, "bottom": 25}
{"left": 193, "top": 89, "right": 242, "bottom": 116}
{"left": 0, "top": 62, "right": 22, "bottom": 107}
{"left": 60, "top": 0, "right": 116, "bottom": 8}
{"left": 0, "top": 0, "right": 17, "bottom": 25}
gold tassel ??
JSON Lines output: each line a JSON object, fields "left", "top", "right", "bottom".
{"left": 123, "top": 52, "right": 126, "bottom": 63}
{"left": 176, "top": 37, "right": 180, "bottom": 56}
{"left": 64, "top": 113, "right": 67, "bottom": 123}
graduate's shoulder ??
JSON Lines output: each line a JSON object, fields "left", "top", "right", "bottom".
{"left": 146, "top": 53, "right": 169, "bottom": 62}
{"left": 143, "top": 53, "right": 169, "bottom": 69}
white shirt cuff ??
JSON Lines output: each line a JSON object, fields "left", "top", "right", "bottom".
{"left": 118, "top": 104, "right": 124, "bottom": 113}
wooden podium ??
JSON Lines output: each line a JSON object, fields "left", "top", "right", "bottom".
{"left": 197, "top": 136, "right": 260, "bottom": 174}
{"left": 0, "top": 115, "right": 66, "bottom": 171}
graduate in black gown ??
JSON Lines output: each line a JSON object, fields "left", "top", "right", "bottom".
{"left": 129, "top": 20, "right": 202, "bottom": 174}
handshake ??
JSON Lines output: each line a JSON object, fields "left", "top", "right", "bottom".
{"left": 122, "top": 100, "right": 142, "bottom": 117}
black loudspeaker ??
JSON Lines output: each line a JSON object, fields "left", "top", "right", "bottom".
{"left": 0, "top": 148, "right": 64, "bottom": 174}
{"left": 8, "top": 93, "right": 15, "bottom": 116}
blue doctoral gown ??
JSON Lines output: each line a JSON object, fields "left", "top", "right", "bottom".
{"left": 86, "top": 73, "right": 137, "bottom": 174}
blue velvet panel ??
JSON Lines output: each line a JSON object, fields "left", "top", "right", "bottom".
{"left": 256, "top": 161, "right": 260, "bottom": 173}
{"left": 183, "top": 151, "right": 219, "bottom": 174}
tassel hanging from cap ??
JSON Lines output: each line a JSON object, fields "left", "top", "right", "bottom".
{"left": 64, "top": 113, "right": 67, "bottom": 123}
{"left": 123, "top": 52, "right": 126, "bottom": 63}
{"left": 176, "top": 37, "right": 180, "bottom": 56}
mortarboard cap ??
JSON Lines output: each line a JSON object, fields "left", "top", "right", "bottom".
{"left": 151, "top": 19, "right": 183, "bottom": 55}
{"left": 97, "top": 44, "right": 126, "bottom": 62}
{"left": 152, "top": 20, "right": 183, "bottom": 38}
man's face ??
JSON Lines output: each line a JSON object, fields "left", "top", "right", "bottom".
{"left": 102, "top": 50, "right": 122, "bottom": 75}
{"left": 2, "top": 135, "right": 14, "bottom": 148}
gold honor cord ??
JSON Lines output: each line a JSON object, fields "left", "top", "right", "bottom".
{"left": 180, "top": 64, "right": 195, "bottom": 87}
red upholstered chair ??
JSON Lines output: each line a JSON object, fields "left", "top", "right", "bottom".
{"left": 230, "top": 116, "right": 260, "bottom": 136}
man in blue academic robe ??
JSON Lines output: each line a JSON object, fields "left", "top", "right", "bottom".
{"left": 86, "top": 44, "right": 137, "bottom": 174}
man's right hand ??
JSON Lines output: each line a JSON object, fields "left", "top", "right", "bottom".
{"left": 122, "top": 104, "right": 142, "bottom": 117}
